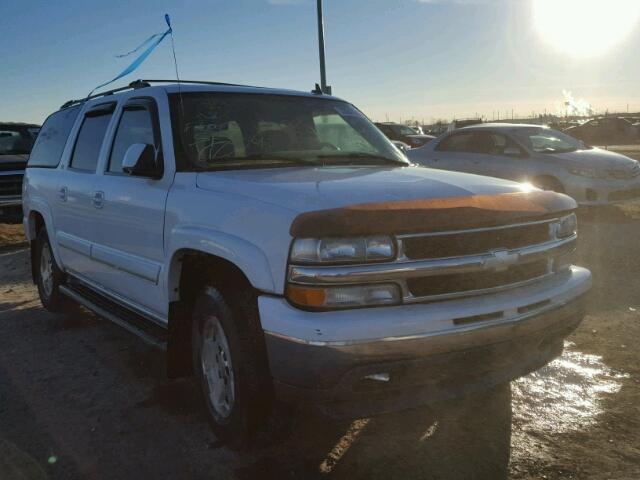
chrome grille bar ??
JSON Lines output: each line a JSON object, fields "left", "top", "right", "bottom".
{"left": 288, "top": 235, "right": 576, "bottom": 285}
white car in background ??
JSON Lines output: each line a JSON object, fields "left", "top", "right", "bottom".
{"left": 408, "top": 123, "right": 640, "bottom": 205}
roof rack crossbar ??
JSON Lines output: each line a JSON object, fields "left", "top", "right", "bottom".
{"left": 60, "top": 79, "right": 267, "bottom": 110}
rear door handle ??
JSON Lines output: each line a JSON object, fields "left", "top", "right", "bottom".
{"left": 92, "top": 191, "right": 104, "bottom": 209}
{"left": 58, "top": 186, "right": 68, "bottom": 202}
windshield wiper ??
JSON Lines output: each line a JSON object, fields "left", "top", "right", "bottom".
{"left": 314, "top": 152, "right": 407, "bottom": 165}
{"left": 193, "top": 154, "right": 325, "bottom": 170}
{"left": 219, "top": 154, "right": 299, "bottom": 162}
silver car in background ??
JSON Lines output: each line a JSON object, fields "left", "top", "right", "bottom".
{"left": 408, "top": 123, "right": 640, "bottom": 205}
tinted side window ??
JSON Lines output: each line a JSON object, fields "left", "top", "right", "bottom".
{"left": 470, "top": 132, "right": 524, "bottom": 157}
{"left": 109, "top": 109, "right": 155, "bottom": 173}
{"left": 27, "top": 106, "right": 81, "bottom": 168}
{"left": 70, "top": 112, "right": 113, "bottom": 171}
{"left": 437, "top": 132, "right": 475, "bottom": 152}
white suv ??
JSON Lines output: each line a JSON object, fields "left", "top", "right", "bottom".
{"left": 22, "top": 80, "right": 591, "bottom": 448}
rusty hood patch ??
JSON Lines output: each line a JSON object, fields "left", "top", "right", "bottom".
{"left": 290, "top": 190, "right": 576, "bottom": 237}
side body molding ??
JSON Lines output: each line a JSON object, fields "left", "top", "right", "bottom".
{"left": 165, "top": 225, "right": 276, "bottom": 300}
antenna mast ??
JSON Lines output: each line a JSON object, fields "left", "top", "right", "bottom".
{"left": 316, "top": 0, "right": 331, "bottom": 94}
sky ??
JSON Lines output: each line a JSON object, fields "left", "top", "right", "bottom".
{"left": 2, "top": 0, "right": 640, "bottom": 124}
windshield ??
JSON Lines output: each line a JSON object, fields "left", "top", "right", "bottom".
{"left": 399, "top": 125, "right": 418, "bottom": 136}
{"left": 0, "top": 125, "right": 39, "bottom": 155}
{"left": 170, "top": 93, "right": 407, "bottom": 171}
{"left": 514, "top": 127, "right": 588, "bottom": 154}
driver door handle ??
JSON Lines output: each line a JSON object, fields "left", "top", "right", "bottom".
{"left": 92, "top": 191, "right": 105, "bottom": 209}
{"left": 58, "top": 186, "right": 68, "bottom": 202}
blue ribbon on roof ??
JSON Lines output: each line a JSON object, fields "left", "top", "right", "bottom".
{"left": 88, "top": 14, "right": 173, "bottom": 97}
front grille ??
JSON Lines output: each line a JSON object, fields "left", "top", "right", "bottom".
{"left": 406, "top": 259, "right": 550, "bottom": 298}
{"left": 401, "top": 221, "right": 552, "bottom": 260}
{"left": 607, "top": 164, "right": 640, "bottom": 179}
{"left": 608, "top": 187, "right": 640, "bottom": 202}
{"left": 0, "top": 174, "right": 23, "bottom": 196}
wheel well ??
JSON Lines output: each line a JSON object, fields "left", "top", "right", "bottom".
{"left": 175, "top": 249, "right": 254, "bottom": 305}
{"left": 532, "top": 175, "right": 565, "bottom": 193}
{"left": 28, "top": 211, "right": 46, "bottom": 284}
{"left": 29, "top": 211, "right": 45, "bottom": 238}
{"left": 166, "top": 249, "right": 255, "bottom": 378}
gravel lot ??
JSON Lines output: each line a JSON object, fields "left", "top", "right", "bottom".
{"left": 1, "top": 196, "right": 639, "bottom": 478}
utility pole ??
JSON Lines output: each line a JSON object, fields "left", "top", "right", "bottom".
{"left": 317, "top": 0, "right": 331, "bottom": 94}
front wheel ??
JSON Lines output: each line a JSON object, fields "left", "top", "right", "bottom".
{"left": 192, "top": 287, "right": 271, "bottom": 449}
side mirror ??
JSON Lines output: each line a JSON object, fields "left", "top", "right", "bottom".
{"left": 122, "top": 143, "right": 161, "bottom": 178}
{"left": 503, "top": 147, "right": 522, "bottom": 158}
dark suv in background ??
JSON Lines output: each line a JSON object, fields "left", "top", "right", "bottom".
{"left": 0, "top": 123, "right": 40, "bottom": 223}
{"left": 374, "top": 122, "right": 434, "bottom": 148}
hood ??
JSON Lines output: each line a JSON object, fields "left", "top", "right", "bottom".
{"left": 550, "top": 147, "right": 639, "bottom": 171}
{"left": 0, "top": 154, "right": 28, "bottom": 171}
{"left": 196, "top": 165, "right": 532, "bottom": 213}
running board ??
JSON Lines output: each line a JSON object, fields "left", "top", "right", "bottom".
{"left": 59, "top": 284, "right": 167, "bottom": 350}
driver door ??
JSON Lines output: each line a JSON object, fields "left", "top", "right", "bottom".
{"left": 427, "top": 131, "right": 479, "bottom": 173}
{"left": 464, "top": 132, "right": 528, "bottom": 181}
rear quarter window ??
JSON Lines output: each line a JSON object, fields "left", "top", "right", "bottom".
{"left": 27, "top": 106, "right": 81, "bottom": 168}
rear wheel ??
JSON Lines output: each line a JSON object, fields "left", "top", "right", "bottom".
{"left": 192, "top": 287, "right": 271, "bottom": 449}
{"left": 35, "top": 229, "right": 73, "bottom": 314}
{"left": 533, "top": 176, "right": 565, "bottom": 194}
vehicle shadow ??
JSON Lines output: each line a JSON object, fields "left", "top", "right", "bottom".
{"left": 128, "top": 343, "right": 512, "bottom": 479}
{"left": 234, "top": 384, "right": 512, "bottom": 480}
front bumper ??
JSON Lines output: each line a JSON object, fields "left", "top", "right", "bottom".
{"left": 565, "top": 176, "right": 640, "bottom": 205}
{"left": 260, "top": 266, "right": 591, "bottom": 418}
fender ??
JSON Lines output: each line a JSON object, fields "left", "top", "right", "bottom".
{"left": 23, "top": 199, "right": 65, "bottom": 270}
{"left": 164, "top": 225, "right": 276, "bottom": 301}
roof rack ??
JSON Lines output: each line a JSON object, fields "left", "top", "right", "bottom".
{"left": 60, "top": 79, "right": 267, "bottom": 110}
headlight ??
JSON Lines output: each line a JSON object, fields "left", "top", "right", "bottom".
{"left": 555, "top": 213, "right": 577, "bottom": 239}
{"left": 566, "top": 166, "right": 607, "bottom": 179}
{"left": 286, "top": 284, "right": 401, "bottom": 309}
{"left": 290, "top": 236, "right": 395, "bottom": 264}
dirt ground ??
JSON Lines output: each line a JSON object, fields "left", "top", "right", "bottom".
{"left": 0, "top": 223, "right": 25, "bottom": 250}
{"left": 1, "top": 172, "right": 640, "bottom": 478}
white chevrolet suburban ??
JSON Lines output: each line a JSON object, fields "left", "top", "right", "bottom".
{"left": 22, "top": 80, "right": 591, "bottom": 448}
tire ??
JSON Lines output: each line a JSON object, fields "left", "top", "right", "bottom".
{"left": 192, "top": 287, "right": 271, "bottom": 449}
{"left": 35, "top": 229, "right": 73, "bottom": 314}
{"left": 533, "top": 176, "right": 565, "bottom": 194}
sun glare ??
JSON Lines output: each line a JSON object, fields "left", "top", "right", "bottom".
{"left": 532, "top": 0, "right": 640, "bottom": 58}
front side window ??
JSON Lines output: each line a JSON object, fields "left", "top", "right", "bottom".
{"left": 514, "top": 127, "right": 587, "bottom": 154}
{"left": 70, "top": 111, "right": 113, "bottom": 171}
{"left": 109, "top": 108, "right": 156, "bottom": 173}
{"left": 470, "top": 132, "right": 523, "bottom": 156}
{"left": 437, "top": 132, "right": 476, "bottom": 152}
{"left": 170, "top": 93, "right": 406, "bottom": 171}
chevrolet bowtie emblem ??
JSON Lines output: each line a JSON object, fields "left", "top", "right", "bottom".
{"left": 484, "top": 250, "right": 519, "bottom": 272}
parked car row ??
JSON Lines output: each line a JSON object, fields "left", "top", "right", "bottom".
{"left": 564, "top": 117, "right": 640, "bottom": 146}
